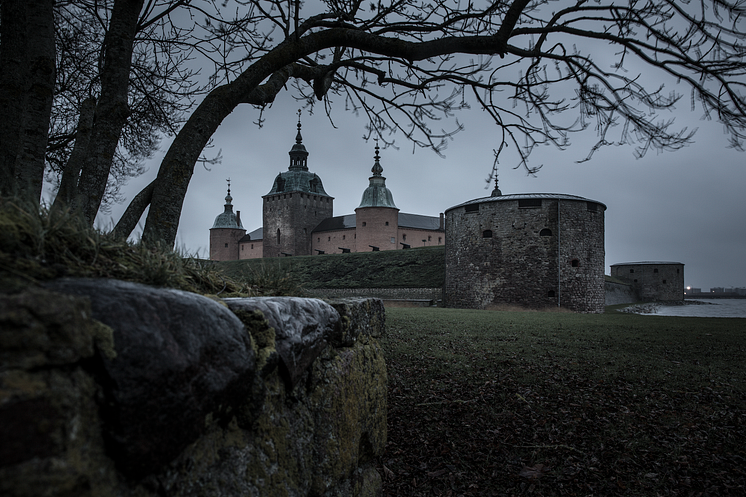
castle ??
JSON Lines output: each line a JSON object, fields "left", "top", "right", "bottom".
{"left": 209, "top": 117, "right": 445, "bottom": 261}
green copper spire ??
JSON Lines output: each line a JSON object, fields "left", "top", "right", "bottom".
{"left": 357, "top": 142, "right": 397, "bottom": 209}
{"left": 212, "top": 179, "right": 244, "bottom": 229}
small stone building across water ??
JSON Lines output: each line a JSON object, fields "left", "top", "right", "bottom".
{"left": 610, "top": 261, "right": 685, "bottom": 301}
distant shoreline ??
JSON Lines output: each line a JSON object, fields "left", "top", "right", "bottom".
{"left": 685, "top": 294, "right": 746, "bottom": 299}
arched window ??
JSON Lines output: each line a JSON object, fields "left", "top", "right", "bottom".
{"left": 482, "top": 230, "right": 493, "bottom": 238}
{"left": 540, "top": 228, "right": 552, "bottom": 236}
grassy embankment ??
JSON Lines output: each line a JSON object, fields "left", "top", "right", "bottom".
{"left": 380, "top": 306, "right": 746, "bottom": 496}
{"left": 217, "top": 245, "right": 446, "bottom": 289}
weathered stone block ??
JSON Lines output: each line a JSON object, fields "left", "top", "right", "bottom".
{"left": 43, "top": 278, "right": 256, "bottom": 478}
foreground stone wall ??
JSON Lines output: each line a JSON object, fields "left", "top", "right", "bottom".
{"left": 0, "top": 279, "right": 386, "bottom": 497}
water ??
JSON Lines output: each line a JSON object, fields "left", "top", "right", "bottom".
{"left": 653, "top": 299, "right": 746, "bottom": 318}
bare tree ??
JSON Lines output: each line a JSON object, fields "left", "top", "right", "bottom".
{"left": 3, "top": 0, "right": 745, "bottom": 246}
{"left": 133, "top": 0, "right": 746, "bottom": 246}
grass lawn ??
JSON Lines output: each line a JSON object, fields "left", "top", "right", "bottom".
{"left": 379, "top": 306, "right": 746, "bottom": 496}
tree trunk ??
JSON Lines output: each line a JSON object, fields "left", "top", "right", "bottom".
{"left": 53, "top": 97, "right": 97, "bottom": 209}
{"left": 0, "top": 0, "right": 55, "bottom": 204}
{"left": 73, "top": 0, "right": 144, "bottom": 224}
{"left": 112, "top": 179, "right": 155, "bottom": 239}
{"left": 14, "top": 0, "right": 56, "bottom": 205}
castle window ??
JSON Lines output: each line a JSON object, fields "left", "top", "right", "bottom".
{"left": 571, "top": 259, "right": 580, "bottom": 267}
{"left": 438, "top": 237, "right": 442, "bottom": 243}
{"left": 540, "top": 228, "right": 552, "bottom": 236}
{"left": 304, "top": 228, "right": 307, "bottom": 234}
{"left": 428, "top": 236, "right": 432, "bottom": 241}
{"left": 343, "top": 235, "right": 346, "bottom": 240}
{"left": 385, "top": 221, "right": 389, "bottom": 226}
{"left": 225, "top": 243, "right": 228, "bottom": 248}
{"left": 251, "top": 244, "right": 254, "bottom": 249}
{"left": 276, "top": 229, "right": 280, "bottom": 244}
{"left": 402, "top": 234, "right": 407, "bottom": 241}
{"left": 518, "top": 199, "right": 542, "bottom": 208}
{"left": 630, "top": 269, "right": 635, "bottom": 273}
{"left": 317, "top": 238, "right": 320, "bottom": 242}
{"left": 362, "top": 222, "right": 367, "bottom": 227}
{"left": 548, "top": 290, "right": 556, "bottom": 298}
{"left": 587, "top": 202, "right": 598, "bottom": 212}
{"left": 663, "top": 279, "right": 667, "bottom": 284}
{"left": 482, "top": 230, "right": 493, "bottom": 238}
{"left": 634, "top": 279, "right": 638, "bottom": 283}
{"left": 242, "top": 245, "right": 244, "bottom": 251}
{"left": 328, "top": 236, "right": 331, "bottom": 241}
{"left": 465, "top": 204, "right": 479, "bottom": 213}
{"left": 654, "top": 268, "right": 659, "bottom": 273}
{"left": 391, "top": 237, "right": 396, "bottom": 244}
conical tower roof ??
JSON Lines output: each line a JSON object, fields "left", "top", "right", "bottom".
{"left": 357, "top": 143, "right": 397, "bottom": 209}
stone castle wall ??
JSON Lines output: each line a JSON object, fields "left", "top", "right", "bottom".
{"left": 308, "top": 287, "right": 443, "bottom": 302}
{"left": 263, "top": 192, "right": 334, "bottom": 257}
{"left": 1, "top": 280, "right": 386, "bottom": 497}
{"left": 445, "top": 196, "right": 606, "bottom": 313}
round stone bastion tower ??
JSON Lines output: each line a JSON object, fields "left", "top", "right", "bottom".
{"left": 444, "top": 183, "right": 606, "bottom": 313}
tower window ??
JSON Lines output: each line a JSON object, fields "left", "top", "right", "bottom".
{"left": 663, "top": 279, "right": 667, "bottom": 284}
{"left": 362, "top": 222, "right": 367, "bottom": 227}
{"left": 438, "top": 237, "right": 442, "bottom": 243}
{"left": 540, "top": 228, "right": 552, "bottom": 236}
{"left": 548, "top": 290, "right": 556, "bottom": 298}
{"left": 328, "top": 236, "right": 331, "bottom": 241}
{"left": 385, "top": 221, "right": 389, "bottom": 226}
{"left": 428, "top": 236, "right": 432, "bottom": 241}
{"left": 225, "top": 243, "right": 228, "bottom": 248}
{"left": 587, "top": 202, "right": 598, "bottom": 212}
{"left": 343, "top": 235, "right": 346, "bottom": 240}
{"left": 276, "top": 229, "right": 280, "bottom": 245}
{"left": 241, "top": 245, "right": 244, "bottom": 251}
{"left": 518, "top": 199, "right": 542, "bottom": 208}
{"left": 465, "top": 204, "right": 479, "bottom": 213}
{"left": 630, "top": 269, "right": 635, "bottom": 274}
{"left": 482, "top": 230, "right": 493, "bottom": 238}
{"left": 402, "top": 234, "right": 407, "bottom": 241}
{"left": 654, "top": 268, "right": 659, "bottom": 273}
{"left": 571, "top": 259, "right": 580, "bottom": 267}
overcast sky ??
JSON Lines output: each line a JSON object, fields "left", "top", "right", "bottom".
{"left": 98, "top": 78, "right": 745, "bottom": 292}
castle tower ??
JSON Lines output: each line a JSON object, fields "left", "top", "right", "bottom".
{"left": 262, "top": 113, "right": 334, "bottom": 257}
{"left": 354, "top": 143, "right": 400, "bottom": 251}
{"left": 210, "top": 181, "right": 246, "bottom": 261}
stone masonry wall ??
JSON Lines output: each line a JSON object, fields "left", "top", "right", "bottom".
{"left": 610, "top": 263, "right": 684, "bottom": 301}
{"left": 264, "top": 193, "right": 334, "bottom": 257}
{"left": 445, "top": 197, "right": 605, "bottom": 313}
{"left": 0, "top": 279, "right": 386, "bottom": 497}
{"left": 605, "top": 280, "right": 638, "bottom": 306}
{"left": 308, "top": 287, "right": 443, "bottom": 303}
